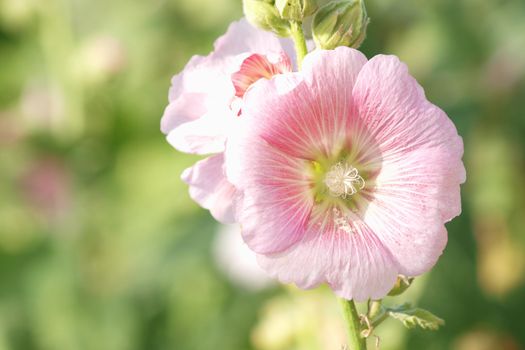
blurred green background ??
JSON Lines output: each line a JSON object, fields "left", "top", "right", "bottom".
{"left": 1, "top": 0, "right": 524, "bottom": 349}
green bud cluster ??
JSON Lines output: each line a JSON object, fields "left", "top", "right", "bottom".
{"left": 275, "top": 0, "right": 318, "bottom": 22}
{"left": 243, "top": 0, "right": 370, "bottom": 55}
{"left": 312, "top": 0, "right": 369, "bottom": 50}
{"left": 242, "top": 0, "right": 291, "bottom": 36}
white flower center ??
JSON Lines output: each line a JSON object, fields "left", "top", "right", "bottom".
{"left": 324, "top": 162, "right": 365, "bottom": 199}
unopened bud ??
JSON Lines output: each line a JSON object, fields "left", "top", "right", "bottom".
{"left": 243, "top": 0, "right": 291, "bottom": 37}
{"left": 312, "top": 0, "right": 368, "bottom": 50}
{"left": 275, "top": 0, "right": 318, "bottom": 21}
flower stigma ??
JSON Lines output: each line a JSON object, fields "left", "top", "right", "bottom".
{"left": 324, "top": 162, "right": 365, "bottom": 199}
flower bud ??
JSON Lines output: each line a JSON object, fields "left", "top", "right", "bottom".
{"left": 243, "top": 0, "right": 291, "bottom": 37}
{"left": 275, "top": 0, "right": 318, "bottom": 21}
{"left": 312, "top": 0, "right": 368, "bottom": 50}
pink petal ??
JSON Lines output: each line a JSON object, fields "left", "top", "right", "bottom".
{"left": 161, "top": 54, "right": 238, "bottom": 136}
{"left": 166, "top": 109, "right": 234, "bottom": 154}
{"left": 167, "top": 18, "right": 294, "bottom": 106}
{"left": 160, "top": 92, "right": 208, "bottom": 133}
{"left": 161, "top": 18, "right": 296, "bottom": 153}
{"left": 232, "top": 47, "right": 368, "bottom": 162}
{"left": 232, "top": 53, "right": 292, "bottom": 98}
{"left": 225, "top": 82, "right": 314, "bottom": 254}
{"left": 353, "top": 55, "right": 465, "bottom": 275}
{"left": 181, "top": 154, "right": 237, "bottom": 223}
{"left": 227, "top": 48, "right": 368, "bottom": 254}
{"left": 213, "top": 18, "right": 296, "bottom": 66}
{"left": 301, "top": 47, "right": 368, "bottom": 92}
{"left": 258, "top": 220, "right": 398, "bottom": 301}
{"left": 285, "top": 47, "right": 368, "bottom": 158}
{"left": 225, "top": 74, "right": 303, "bottom": 187}
{"left": 233, "top": 134, "right": 315, "bottom": 254}
{"left": 167, "top": 55, "right": 207, "bottom": 103}
{"left": 363, "top": 147, "right": 462, "bottom": 275}
{"left": 353, "top": 55, "right": 464, "bottom": 171}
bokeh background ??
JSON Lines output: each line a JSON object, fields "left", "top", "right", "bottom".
{"left": 1, "top": 0, "right": 524, "bottom": 349}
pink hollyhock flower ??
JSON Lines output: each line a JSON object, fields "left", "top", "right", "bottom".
{"left": 161, "top": 19, "right": 294, "bottom": 223}
{"left": 226, "top": 47, "right": 466, "bottom": 301}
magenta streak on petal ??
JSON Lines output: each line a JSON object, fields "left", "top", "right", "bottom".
{"left": 231, "top": 53, "right": 292, "bottom": 98}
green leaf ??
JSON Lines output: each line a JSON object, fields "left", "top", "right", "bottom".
{"left": 387, "top": 303, "right": 445, "bottom": 331}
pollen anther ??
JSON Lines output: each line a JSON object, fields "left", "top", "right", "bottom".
{"left": 324, "top": 162, "right": 365, "bottom": 199}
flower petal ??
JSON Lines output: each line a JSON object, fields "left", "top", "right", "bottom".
{"left": 257, "top": 220, "right": 398, "bottom": 301}
{"left": 166, "top": 108, "right": 234, "bottom": 154}
{"left": 232, "top": 52, "right": 292, "bottom": 98}
{"left": 161, "top": 17, "right": 295, "bottom": 153}
{"left": 233, "top": 47, "right": 368, "bottom": 162}
{"left": 161, "top": 54, "right": 238, "bottom": 135}
{"left": 364, "top": 147, "right": 462, "bottom": 275}
{"left": 353, "top": 55, "right": 464, "bottom": 171}
{"left": 234, "top": 135, "right": 315, "bottom": 254}
{"left": 227, "top": 48, "right": 368, "bottom": 255}
{"left": 160, "top": 92, "right": 208, "bottom": 133}
{"left": 181, "top": 154, "right": 237, "bottom": 223}
{"left": 167, "top": 18, "right": 294, "bottom": 106}
{"left": 353, "top": 55, "right": 465, "bottom": 275}
{"left": 226, "top": 82, "right": 314, "bottom": 253}
{"left": 213, "top": 18, "right": 296, "bottom": 63}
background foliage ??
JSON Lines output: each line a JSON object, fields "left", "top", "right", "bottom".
{"left": 0, "top": 0, "right": 524, "bottom": 349}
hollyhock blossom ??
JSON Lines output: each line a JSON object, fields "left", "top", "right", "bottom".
{"left": 161, "top": 19, "right": 295, "bottom": 223}
{"left": 226, "top": 47, "right": 465, "bottom": 301}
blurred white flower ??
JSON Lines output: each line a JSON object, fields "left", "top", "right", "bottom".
{"left": 213, "top": 224, "right": 274, "bottom": 291}
{"left": 20, "top": 81, "right": 64, "bottom": 131}
{"left": 78, "top": 36, "right": 127, "bottom": 84}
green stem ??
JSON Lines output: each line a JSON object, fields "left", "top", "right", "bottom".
{"left": 368, "top": 300, "right": 382, "bottom": 319}
{"left": 368, "top": 300, "right": 388, "bottom": 329}
{"left": 371, "top": 311, "right": 389, "bottom": 329}
{"left": 289, "top": 20, "right": 308, "bottom": 69}
{"left": 340, "top": 299, "right": 367, "bottom": 350}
